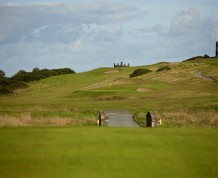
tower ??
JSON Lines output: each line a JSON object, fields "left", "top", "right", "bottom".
{"left": 216, "top": 41, "right": 218, "bottom": 57}
{"left": 120, "top": 61, "right": 123, "bottom": 67}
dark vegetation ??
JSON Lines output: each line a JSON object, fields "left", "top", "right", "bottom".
{"left": 183, "top": 54, "right": 210, "bottom": 62}
{"left": 130, "top": 68, "right": 152, "bottom": 78}
{"left": 0, "top": 77, "right": 27, "bottom": 94}
{"left": 156, "top": 65, "right": 171, "bottom": 72}
{"left": 0, "top": 68, "right": 75, "bottom": 94}
{"left": 0, "top": 70, "right": 5, "bottom": 78}
{"left": 11, "top": 68, "right": 75, "bottom": 82}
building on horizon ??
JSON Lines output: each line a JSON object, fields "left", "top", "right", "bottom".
{"left": 114, "top": 62, "right": 130, "bottom": 68}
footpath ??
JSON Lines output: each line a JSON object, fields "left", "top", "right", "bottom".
{"left": 106, "top": 110, "right": 139, "bottom": 127}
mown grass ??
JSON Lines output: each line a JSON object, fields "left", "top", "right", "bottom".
{"left": 0, "top": 58, "right": 218, "bottom": 127}
{"left": 0, "top": 127, "right": 217, "bottom": 178}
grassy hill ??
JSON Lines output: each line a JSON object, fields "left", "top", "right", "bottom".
{"left": 0, "top": 58, "right": 218, "bottom": 127}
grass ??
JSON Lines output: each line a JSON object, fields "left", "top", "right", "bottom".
{"left": 0, "top": 127, "right": 217, "bottom": 178}
{"left": 0, "top": 58, "right": 218, "bottom": 127}
{"left": 0, "top": 58, "right": 218, "bottom": 177}
{"left": 135, "top": 109, "right": 218, "bottom": 128}
{"left": 0, "top": 114, "right": 94, "bottom": 127}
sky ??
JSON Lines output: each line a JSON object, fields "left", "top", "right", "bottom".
{"left": 0, "top": 0, "right": 218, "bottom": 76}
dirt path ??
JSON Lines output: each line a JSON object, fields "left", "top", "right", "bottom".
{"left": 194, "top": 72, "right": 214, "bottom": 81}
{"left": 106, "top": 110, "right": 139, "bottom": 127}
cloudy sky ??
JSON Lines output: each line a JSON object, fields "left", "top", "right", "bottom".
{"left": 0, "top": 0, "right": 218, "bottom": 76}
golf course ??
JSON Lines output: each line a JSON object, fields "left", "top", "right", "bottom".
{"left": 0, "top": 57, "right": 218, "bottom": 177}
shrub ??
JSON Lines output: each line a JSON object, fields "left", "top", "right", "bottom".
{"left": 0, "top": 70, "right": 5, "bottom": 78}
{"left": 157, "top": 66, "right": 171, "bottom": 72}
{"left": 203, "top": 54, "right": 210, "bottom": 58}
{"left": 183, "top": 56, "right": 203, "bottom": 62}
{"left": 0, "top": 78, "right": 27, "bottom": 94}
{"left": 11, "top": 68, "right": 76, "bottom": 83}
{"left": 52, "top": 68, "right": 76, "bottom": 75}
{"left": 16, "top": 70, "right": 27, "bottom": 75}
{"left": 130, "top": 68, "right": 152, "bottom": 78}
{"left": 184, "top": 54, "right": 210, "bottom": 61}
{"left": 32, "top": 67, "right": 40, "bottom": 72}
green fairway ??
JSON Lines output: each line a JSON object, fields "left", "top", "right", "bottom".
{"left": 0, "top": 127, "right": 217, "bottom": 178}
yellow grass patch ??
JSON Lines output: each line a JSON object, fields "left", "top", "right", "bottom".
{"left": 82, "top": 79, "right": 114, "bottom": 90}
{"left": 104, "top": 69, "right": 119, "bottom": 74}
{"left": 0, "top": 113, "right": 95, "bottom": 127}
{"left": 162, "top": 110, "right": 218, "bottom": 128}
{"left": 136, "top": 88, "right": 152, "bottom": 92}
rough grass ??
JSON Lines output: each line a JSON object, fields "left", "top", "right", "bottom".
{"left": 0, "top": 114, "right": 95, "bottom": 127}
{"left": 134, "top": 109, "right": 218, "bottom": 128}
{"left": 0, "top": 109, "right": 96, "bottom": 127}
{"left": 0, "top": 127, "right": 217, "bottom": 178}
{"left": 162, "top": 110, "right": 218, "bottom": 128}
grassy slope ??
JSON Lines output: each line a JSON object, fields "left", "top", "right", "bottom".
{"left": 0, "top": 58, "right": 218, "bottom": 126}
{"left": 0, "top": 127, "right": 218, "bottom": 178}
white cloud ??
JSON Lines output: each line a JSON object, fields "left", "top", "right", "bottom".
{"left": 0, "top": 2, "right": 142, "bottom": 44}
{"left": 82, "top": 23, "right": 124, "bottom": 41}
{"left": 130, "top": 7, "right": 218, "bottom": 65}
{"left": 32, "top": 26, "right": 48, "bottom": 38}
{"left": 170, "top": 8, "right": 201, "bottom": 35}
{"left": 69, "top": 39, "right": 85, "bottom": 53}
{"left": 0, "top": 1, "right": 218, "bottom": 76}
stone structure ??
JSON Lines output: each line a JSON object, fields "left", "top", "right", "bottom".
{"left": 114, "top": 62, "right": 130, "bottom": 68}
{"left": 146, "top": 111, "right": 161, "bottom": 127}
{"left": 98, "top": 111, "right": 109, "bottom": 126}
{"left": 216, "top": 41, "right": 218, "bottom": 57}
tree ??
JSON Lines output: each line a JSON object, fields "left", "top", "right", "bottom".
{"left": 16, "top": 70, "right": 27, "bottom": 75}
{"left": 32, "top": 67, "right": 40, "bottom": 72}
{"left": 0, "top": 70, "right": 5, "bottom": 78}
{"left": 203, "top": 54, "right": 209, "bottom": 58}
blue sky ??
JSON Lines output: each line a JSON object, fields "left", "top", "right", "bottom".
{"left": 0, "top": 0, "right": 218, "bottom": 76}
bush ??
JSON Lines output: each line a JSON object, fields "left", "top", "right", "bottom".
{"left": 203, "top": 54, "right": 210, "bottom": 58}
{"left": 0, "top": 70, "right": 5, "bottom": 78}
{"left": 32, "top": 67, "right": 40, "bottom": 72}
{"left": 183, "top": 56, "right": 203, "bottom": 62}
{"left": 52, "top": 68, "right": 76, "bottom": 75}
{"left": 0, "top": 78, "right": 28, "bottom": 94}
{"left": 130, "top": 68, "right": 152, "bottom": 78}
{"left": 1, "top": 68, "right": 75, "bottom": 94}
{"left": 184, "top": 54, "right": 210, "bottom": 62}
{"left": 11, "top": 68, "right": 76, "bottom": 82}
{"left": 157, "top": 66, "right": 171, "bottom": 72}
